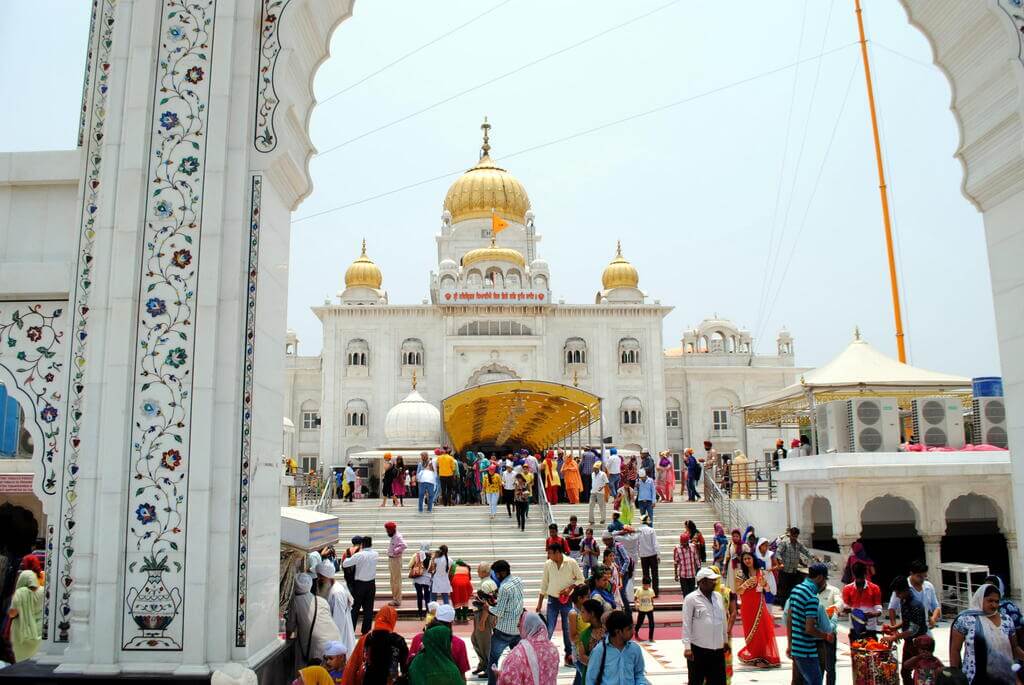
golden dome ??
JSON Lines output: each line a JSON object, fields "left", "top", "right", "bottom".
{"left": 443, "top": 118, "right": 531, "bottom": 225}
{"left": 601, "top": 241, "right": 639, "bottom": 289}
{"left": 344, "top": 239, "right": 383, "bottom": 289}
{"left": 462, "top": 240, "right": 527, "bottom": 268}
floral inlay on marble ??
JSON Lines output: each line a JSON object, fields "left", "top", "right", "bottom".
{"left": 0, "top": 303, "right": 67, "bottom": 493}
{"left": 56, "top": 0, "right": 118, "bottom": 644}
{"left": 998, "top": 0, "right": 1024, "bottom": 64}
{"left": 254, "top": 0, "right": 291, "bottom": 152}
{"left": 121, "top": 0, "right": 215, "bottom": 651}
{"left": 236, "top": 175, "right": 262, "bottom": 647}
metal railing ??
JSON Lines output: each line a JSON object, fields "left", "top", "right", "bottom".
{"left": 704, "top": 456, "right": 778, "bottom": 501}
{"left": 315, "top": 475, "right": 333, "bottom": 513}
{"left": 703, "top": 474, "right": 747, "bottom": 532}
{"left": 536, "top": 466, "right": 555, "bottom": 528}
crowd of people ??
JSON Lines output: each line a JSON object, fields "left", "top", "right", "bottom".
{"left": 287, "top": 511, "right": 1024, "bottom": 685}
{"left": 334, "top": 445, "right": 712, "bottom": 517}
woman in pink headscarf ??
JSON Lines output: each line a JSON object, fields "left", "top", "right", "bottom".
{"left": 496, "top": 613, "right": 560, "bottom": 685}
{"left": 655, "top": 451, "right": 675, "bottom": 502}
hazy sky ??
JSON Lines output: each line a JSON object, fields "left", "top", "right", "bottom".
{"left": 1, "top": 0, "right": 1000, "bottom": 379}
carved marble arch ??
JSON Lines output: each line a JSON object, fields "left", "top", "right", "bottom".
{"left": 801, "top": 494, "right": 836, "bottom": 539}
{"left": 944, "top": 492, "right": 1009, "bottom": 535}
{"left": 466, "top": 362, "right": 518, "bottom": 388}
{"left": 860, "top": 493, "right": 922, "bottom": 532}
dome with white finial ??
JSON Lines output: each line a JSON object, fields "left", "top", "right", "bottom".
{"left": 384, "top": 376, "right": 441, "bottom": 447}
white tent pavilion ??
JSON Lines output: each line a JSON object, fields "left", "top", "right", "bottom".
{"left": 742, "top": 329, "right": 971, "bottom": 428}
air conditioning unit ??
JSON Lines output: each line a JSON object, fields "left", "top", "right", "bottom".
{"left": 972, "top": 397, "right": 1008, "bottom": 448}
{"left": 911, "top": 396, "right": 965, "bottom": 449}
{"left": 815, "top": 400, "right": 850, "bottom": 453}
{"left": 847, "top": 397, "right": 899, "bottom": 453}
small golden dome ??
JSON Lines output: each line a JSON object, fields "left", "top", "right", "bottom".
{"left": 344, "top": 239, "right": 383, "bottom": 289}
{"left": 462, "top": 241, "right": 527, "bottom": 268}
{"left": 601, "top": 241, "right": 639, "bottom": 289}
{"left": 443, "top": 118, "right": 531, "bottom": 225}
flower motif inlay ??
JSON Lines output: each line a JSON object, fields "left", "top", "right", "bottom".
{"left": 253, "top": 0, "right": 292, "bottom": 152}
{"left": 121, "top": 0, "right": 216, "bottom": 651}
{"left": 235, "top": 175, "right": 262, "bottom": 646}
{"left": 55, "top": 0, "right": 118, "bottom": 643}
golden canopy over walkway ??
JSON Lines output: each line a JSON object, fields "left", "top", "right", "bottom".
{"left": 441, "top": 380, "right": 602, "bottom": 454}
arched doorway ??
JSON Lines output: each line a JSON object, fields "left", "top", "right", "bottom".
{"left": 860, "top": 495, "right": 923, "bottom": 597}
{"left": 807, "top": 496, "right": 838, "bottom": 552}
{"left": 942, "top": 494, "right": 1009, "bottom": 592}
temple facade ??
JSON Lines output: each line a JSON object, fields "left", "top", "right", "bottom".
{"left": 284, "top": 124, "right": 800, "bottom": 469}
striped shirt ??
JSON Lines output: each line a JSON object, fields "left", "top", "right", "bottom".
{"left": 788, "top": 578, "right": 821, "bottom": 658}
{"left": 492, "top": 575, "right": 525, "bottom": 635}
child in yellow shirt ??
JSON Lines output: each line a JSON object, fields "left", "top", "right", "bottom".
{"left": 634, "top": 577, "right": 656, "bottom": 643}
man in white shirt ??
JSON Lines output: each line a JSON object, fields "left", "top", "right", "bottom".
{"left": 682, "top": 567, "right": 729, "bottom": 685}
{"left": 525, "top": 453, "right": 540, "bottom": 503}
{"left": 605, "top": 450, "right": 622, "bottom": 496}
{"left": 886, "top": 560, "right": 941, "bottom": 635}
{"left": 341, "top": 536, "right": 379, "bottom": 634}
{"left": 343, "top": 464, "right": 357, "bottom": 502}
{"left": 501, "top": 461, "right": 517, "bottom": 518}
{"left": 588, "top": 462, "right": 609, "bottom": 525}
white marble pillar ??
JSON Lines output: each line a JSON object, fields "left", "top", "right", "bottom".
{"left": 1006, "top": 533, "right": 1021, "bottom": 600}
{"left": 922, "top": 535, "right": 943, "bottom": 582}
{"left": 41, "top": 0, "right": 355, "bottom": 675}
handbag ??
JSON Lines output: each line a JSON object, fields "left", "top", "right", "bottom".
{"left": 409, "top": 553, "right": 424, "bottom": 579}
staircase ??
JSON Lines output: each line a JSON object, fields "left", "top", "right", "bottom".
{"left": 325, "top": 496, "right": 722, "bottom": 618}
{"left": 326, "top": 498, "right": 549, "bottom": 612}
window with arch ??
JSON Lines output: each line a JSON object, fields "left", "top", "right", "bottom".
{"left": 563, "top": 337, "right": 588, "bottom": 367}
{"left": 618, "top": 337, "right": 641, "bottom": 365}
{"left": 400, "top": 338, "right": 424, "bottom": 366}
{"left": 709, "top": 331, "right": 726, "bottom": 354}
{"left": 466, "top": 269, "right": 483, "bottom": 289}
{"left": 457, "top": 320, "right": 533, "bottom": 336}
{"left": 439, "top": 275, "right": 456, "bottom": 291}
{"left": 620, "top": 397, "right": 643, "bottom": 425}
{"left": 346, "top": 399, "right": 368, "bottom": 427}
{"left": 506, "top": 269, "right": 523, "bottom": 289}
{"left": 533, "top": 274, "right": 547, "bottom": 290}
{"left": 346, "top": 338, "right": 369, "bottom": 367}
{"left": 666, "top": 398, "right": 681, "bottom": 428}
{"left": 300, "top": 400, "right": 320, "bottom": 430}
{"left": 484, "top": 267, "right": 504, "bottom": 289}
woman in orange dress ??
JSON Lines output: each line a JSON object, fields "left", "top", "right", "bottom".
{"left": 542, "top": 451, "right": 561, "bottom": 504}
{"left": 561, "top": 454, "right": 583, "bottom": 504}
{"left": 735, "top": 551, "right": 780, "bottom": 668}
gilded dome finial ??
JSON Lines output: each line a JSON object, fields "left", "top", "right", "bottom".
{"left": 344, "top": 239, "right": 383, "bottom": 289}
{"left": 602, "top": 240, "right": 639, "bottom": 290}
{"left": 480, "top": 116, "right": 491, "bottom": 159}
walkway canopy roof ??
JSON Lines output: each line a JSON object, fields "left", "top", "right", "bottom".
{"left": 743, "top": 331, "right": 971, "bottom": 427}
{"left": 442, "top": 380, "right": 602, "bottom": 454}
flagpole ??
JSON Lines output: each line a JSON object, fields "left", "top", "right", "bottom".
{"left": 855, "top": 0, "right": 907, "bottom": 363}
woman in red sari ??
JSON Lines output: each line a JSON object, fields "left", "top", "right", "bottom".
{"left": 735, "top": 551, "right": 780, "bottom": 668}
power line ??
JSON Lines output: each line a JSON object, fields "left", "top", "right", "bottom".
{"left": 870, "top": 41, "right": 935, "bottom": 71}
{"left": 317, "top": 0, "right": 517, "bottom": 105}
{"left": 755, "top": 0, "right": 837, "bottom": 341}
{"left": 753, "top": 0, "right": 809, "bottom": 341}
{"left": 312, "top": 0, "right": 684, "bottom": 159}
{"left": 292, "top": 41, "right": 859, "bottom": 226}
{"left": 757, "top": 55, "right": 860, "bottom": 343}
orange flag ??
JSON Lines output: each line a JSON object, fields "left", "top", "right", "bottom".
{"left": 491, "top": 210, "right": 509, "bottom": 235}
